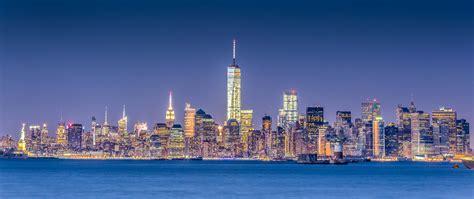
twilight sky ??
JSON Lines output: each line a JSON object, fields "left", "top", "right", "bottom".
{"left": 0, "top": 0, "right": 472, "bottom": 139}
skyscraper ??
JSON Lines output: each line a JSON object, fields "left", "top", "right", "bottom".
{"left": 102, "top": 106, "right": 110, "bottom": 137}
{"left": 224, "top": 119, "right": 241, "bottom": 157}
{"left": 168, "top": 124, "right": 185, "bottom": 159}
{"left": 278, "top": 91, "right": 298, "bottom": 127}
{"left": 336, "top": 111, "right": 352, "bottom": 127}
{"left": 372, "top": 116, "right": 385, "bottom": 158}
{"left": 456, "top": 119, "right": 470, "bottom": 154}
{"left": 29, "top": 125, "right": 41, "bottom": 152}
{"left": 384, "top": 123, "right": 399, "bottom": 157}
{"left": 432, "top": 107, "right": 457, "bottom": 154}
{"left": 184, "top": 103, "right": 196, "bottom": 138}
{"left": 67, "top": 124, "right": 83, "bottom": 151}
{"left": 240, "top": 109, "right": 253, "bottom": 154}
{"left": 432, "top": 121, "right": 449, "bottom": 155}
{"left": 361, "top": 99, "right": 381, "bottom": 124}
{"left": 17, "top": 123, "right": 26, "bottom": 152}
{"left": 40, "top": 123, "right": 48, "bottom": 145}
{"left": 165, "top": 91, "right": 175, "bottom": 128}
{"left": 118, "top": 105, "right": 128, "bottom": 135}
{"left": 56, "top": 121, "right": 67, "bottom": 146}
{"left": 227, "top": 38, "right": 241, "bottom": 122}
{"left": 411, "top": 111, "right": 431, "bottom": 157}
{"left": 306, "top": 106, "right": 324, "bottom": 153}
{"left": 262, "top": 115, "right": 273, "bottom": 157}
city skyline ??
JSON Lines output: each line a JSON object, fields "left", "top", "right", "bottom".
{"left": 1, "top": 0, "right": 472, "bottom": 141}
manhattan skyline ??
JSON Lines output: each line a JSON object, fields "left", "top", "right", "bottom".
{"left": 1, "top": 0, "right": 472, "bottom": 140}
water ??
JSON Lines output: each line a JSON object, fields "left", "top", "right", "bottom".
{"left": 0, "top": 159, "right": 472, "bottom": 199}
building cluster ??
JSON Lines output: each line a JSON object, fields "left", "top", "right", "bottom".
{"left": 0, "top": 39, "right": 471, "bottom": 161}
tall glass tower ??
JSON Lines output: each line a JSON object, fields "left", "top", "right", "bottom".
{"left": 227, "top": 38, "right": 241, "bottom": 122}
{"left": 278, "top": 91, "right": 298, "bottom": 127}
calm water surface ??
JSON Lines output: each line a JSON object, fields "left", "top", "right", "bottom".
{"left": 0, "top": 159, "right": 472, "bottom": 199}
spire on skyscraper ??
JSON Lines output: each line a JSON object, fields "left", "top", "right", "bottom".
{"left": 232, "top": 38, "right": 236, "bottom": 65}
{"left": 409, "top": 94, "right": 416, "bottom": 113}
{"left": 166, "top": 91, "right": 175, "bottom": 128}
{"left": 123, "top": 104, "right": 126, "bottom": 118}
{"left": 169, "top": 91, "right": 173, "bottom": 110}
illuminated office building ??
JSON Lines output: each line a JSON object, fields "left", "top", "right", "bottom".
{"left": 133, "top": 121, "right": 148, "bottom": 137}
{"left": 361, "top": 99, "right": 381, "bottom": 124}
{"left": 17, "top": 123, "right": 27, "bottom": 151}
{"left": 278, "top": 91, "right": 298, "bottom": 127}
{"left": 29, "top": 125, "right": 41, "bottom": 152}
{"left": 372, "top": 116, "right": 385, "bottom": 158}
{"left": 153, "top": 123, "right": 169, "bottom": 158}
{"left": 56, "top": 121, "right": 67, "bottom": 146}
{"left": 432, "top": 107, "right": 457, "bottom": 154}
{"left": 165, "top": 91, "right": 176, "bottom": 128}
{"left": 102, "top": 106, "right": 110, "bottom": 137}
{"left": 67, "top": 124, "right": 83, "bottom": 151}
{"left": 227, "top": 38, "right": 241, "bottom": 122}
{"left": 184, "top": 103, "right": 196, "bottom": 138}
{"left": 306, "top": 106, "right": 324, "bottom": 153}
{"left": 40, "top": 124, "right": 48, "bottom": 145}
{"left": 432, "top": 121, "right": 449, "bottom": 155}
{"left": 336, "top": 111, "right": 352, "bottom": 127}
{"left": 168, "top": 124, "right": 185, "bottom": 159}
{"left": 456, "top": 119, "right": 470, "bottom": 154}
{"left": 91, "top": 117, "right": 98, "bottom": 146}
{"left": 240, "top": 109, "right": 253, "bottom": 153}
{"left": 262, "top": 115, "right": 272, "bottom": 155}
{"left": 224, "top": 119, "right": 241, "bottom": 157}
{"left": 118, "top": 105, "right": 128, "bottom": 135}
{"left": 384, "top": 123, "right": 398, "bottom": 157}
{"left": 411, "top": 111, "right": 431, "bottom": 157}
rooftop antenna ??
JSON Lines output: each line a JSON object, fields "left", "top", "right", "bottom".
{"left": 122, "top": 104, "right": 126, "bottom": 118}
{"left": 232, "top": 38, "right": 236, "bottom": 65}
{"left": 168, "top": 91, "right": 173, "bottom": 110}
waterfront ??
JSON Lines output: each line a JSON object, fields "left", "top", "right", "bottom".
{"left": 0, "top": 159, "right": 472, "bottom": 199}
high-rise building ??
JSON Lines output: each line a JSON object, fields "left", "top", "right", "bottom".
{"left": 372, "top": 116, "right": 385, "bottom": 158}
{"left": 133, "top": 122, "right": 148, "bottom": 137}
{"left": 67, "top": 124, "right": 83, "bottom": 150}
{"left": 118, "top": 105, "right": 128, "bottom": 135}
{"left": 432, "top": 121, "right": 449, "bottom": 155}
{"left": 165, "top": 91, "right": 175, "bottom": 128}
{"left": 224, "top": 119, "right": 241, "bottom": 157}
{"left": 432, "top": 107, "right": 457, "bottom": 154}
{"left": 102, "top": 106, "right": 110, "bottom": 137}
{"left": 278, "top": 91, "right": 298, "bottom": 127}
{"left": 456, "top": 119, "right": 470, "bottom": 154}
{"left": 29, "top": 125, "right": 41, "bottom": 152}
{"left": 56, "top": 121, "right": 67, "bottom": 146}
{"left": 411, "top": 111, "right": 431, "bottom": 157}
{"left": 262, "top": 115, "right": 273, "bottom": 157}
{"left": 227, "top": 38, "right": 241, "bottom": 122}
{"left": 40, "top": 124, "right": 48, "bottom": 145}
{"left": 168, "top": 124, "right": 185, "bottom": 159}
{"left": 17, "top": 123, "right": 26, "bottom": 151}
{"left": 336, "top": 111, "right": 352, "bottom": 127}
{"left": 184, "top": 103, "right": 196, "bottom": 138}
{"left": 90, "top": 117, "right": 97, "bottom": 146}
{"left": 240, "top": 109, "right": 253, "bottom": 154}
{"left": 306, "top": 106, "right": 324, "bottom": 153}
{"left": 153, "top": 123, "right": 169, "bottom": 158}
{"left": 384, "top": 123, "right": 398, "bottom": 157}
{"left": 361, "top": 99, "right": 381, "bottom": 124}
